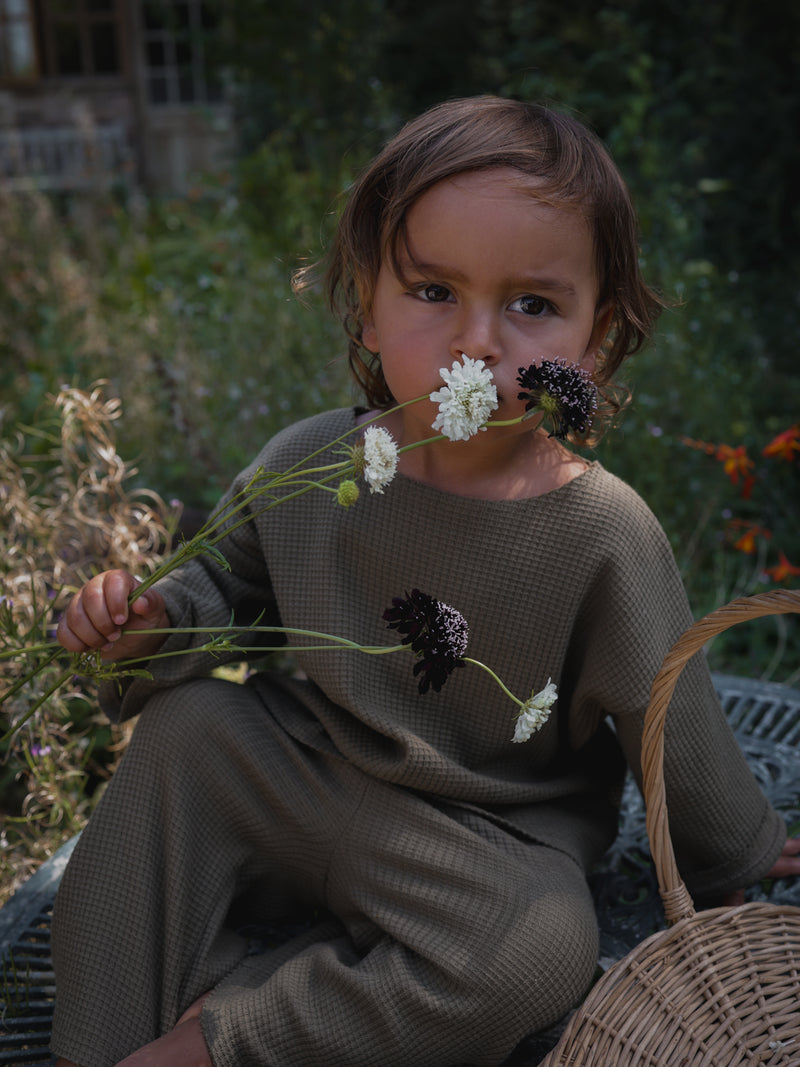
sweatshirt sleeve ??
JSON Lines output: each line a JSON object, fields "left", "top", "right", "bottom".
{"left": 98, "top": 451, "right": 284, "bottom": 723}
{"left": 564, "top": 476, "right": 786, "bottom": 900}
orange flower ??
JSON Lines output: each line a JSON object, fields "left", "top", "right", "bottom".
{"left": 715, "top": 444, "right": 755, "bottom": 498}
{"left": 732, "top": 525, "right": 771, "bottom": 554}
{"left": 763, "top": 425, "right": 800, "bottom": 461}
{"left": 679, "top": 436, "right": 717, "bottom": 455}
{"left": 765, "top": 551, "right": 800, "bottom": 583}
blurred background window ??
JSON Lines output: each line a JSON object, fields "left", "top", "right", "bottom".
{"left": 0, "top": 0, "right": 38, "bottom": 80}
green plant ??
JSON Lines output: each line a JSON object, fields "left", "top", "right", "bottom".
{"left": 0, "top": 949, "right": 31, "bottom": 1021}
{"left": 0, "top": 182, "right": 356, "bottom": 512}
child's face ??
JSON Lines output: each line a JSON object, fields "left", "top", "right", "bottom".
{"left": 362, "top": 168, "right": 611, "bottom": 430}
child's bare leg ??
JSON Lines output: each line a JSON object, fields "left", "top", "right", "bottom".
{"left": 175, "top": 991, "right": 210, "bottom": 1025}
{"left": 114, "top": 1014, "right": 211, "bottom": 1067}
{"left": 52, "top": 996, "right": 211, "bottom": 1067}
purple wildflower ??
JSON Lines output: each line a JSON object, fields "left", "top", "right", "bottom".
{"left": 383, "top": 589, "right": 469, "bottom": 694}
{"left": 517, "top": 358, "right": 598, "bottom": 439}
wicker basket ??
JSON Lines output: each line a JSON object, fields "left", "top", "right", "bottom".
{"left": 540, "top": 588, "right": 800, "bottom": 1066}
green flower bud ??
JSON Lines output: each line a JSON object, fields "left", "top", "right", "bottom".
{"left": 336, "top": 480, "right": 360, "bottom": 507}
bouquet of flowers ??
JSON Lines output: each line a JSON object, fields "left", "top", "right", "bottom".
{"left": 2, "top": 354, "right": 598, "bottom": 746}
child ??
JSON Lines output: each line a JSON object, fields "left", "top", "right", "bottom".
{"left": 52, "top": 96, "right": 798, "bottom": 1067}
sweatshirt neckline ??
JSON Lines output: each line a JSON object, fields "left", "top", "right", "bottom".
{"left": 343, "top": 406, "right": 602, "bottom": 508}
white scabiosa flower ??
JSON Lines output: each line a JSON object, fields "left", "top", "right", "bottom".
{"left": 512, "top": 679, "right": 557, "bottom": 743}
{"left": 430, "top": 354, "right": 499, "bottom": 441}
{"left": 363, "top": 425, "right": 398, "bottom": 494}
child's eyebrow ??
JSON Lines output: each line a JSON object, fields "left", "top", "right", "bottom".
{"left": 514, "top": 276, "right": 578, "bottom": 296}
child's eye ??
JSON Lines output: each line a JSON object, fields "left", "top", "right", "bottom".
{"left": 511, "top": 295, "right": 551, "bottom": 316}
{"left": 418, "top": 283, "right": 452, "bottom": 303}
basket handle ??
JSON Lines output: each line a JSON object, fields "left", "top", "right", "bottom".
{"left": 641, "top": 587, "right": 800, "bottom": 925}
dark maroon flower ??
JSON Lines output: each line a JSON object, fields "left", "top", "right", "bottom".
{"left": 517, "top": 358, "right": 598, "bottom": 439}
{"left": 383, "top": 588, "right": 469, "bottom": 694}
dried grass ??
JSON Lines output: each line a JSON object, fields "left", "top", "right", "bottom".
{"left": 1, "top": 383, "right": 175, "bottom": 904}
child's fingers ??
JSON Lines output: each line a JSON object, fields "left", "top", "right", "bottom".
{"left": 725, "top": 838, "right": 800, "bottom": 904}
{"left": 57, "top": 609, "right": 116, "bottom": 652}
{"left": 56, "top": 571, "right": 137, "bottom": 652}
{"left": 765, "top": 836, "right": 800, "bottom": 880}
{"left": 103, "top": 570, "right": 143, "bottom": 625}
{"left": 81, "top": 572, "right": 133, "bottom": 643}
{"left": 57, "top": 588, "right": 111, "bottom": 653}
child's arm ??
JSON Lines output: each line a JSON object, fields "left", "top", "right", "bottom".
{"left": 57, "top": 569, "right": 170, "bottom": 663}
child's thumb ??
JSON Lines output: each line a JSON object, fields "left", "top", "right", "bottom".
{"left": 130, "top": 588, "right": 161, "bottom": 618}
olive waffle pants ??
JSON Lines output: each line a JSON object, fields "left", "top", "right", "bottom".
{"left": 51, "top": 678, "right": 598, "bottom": 1067}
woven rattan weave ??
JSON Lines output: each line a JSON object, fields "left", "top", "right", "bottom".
{"left": 541, "top": 588, "right": 800, "bottom": 1066}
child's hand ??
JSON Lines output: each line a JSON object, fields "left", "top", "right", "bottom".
{"left": 768, "top": 834, "right": 800, "bottom": 880}
{"left": 56, "top": 569, "right": 169, "bottom": 663}
{"left": 721, "top": 835, "right": 800, "bottom": 907}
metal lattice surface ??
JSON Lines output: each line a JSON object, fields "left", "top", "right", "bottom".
{"left": 0, "top": 836, "right": 77, "bottom": 1066}
{"left": 1, "top": 675, "right": 798, "bottom": 1067}
{"left": 590, "top": 673, "right": 800, "bottom": 964}
{"left": 0, "top": 905, "right": 56, "bottom": 1065}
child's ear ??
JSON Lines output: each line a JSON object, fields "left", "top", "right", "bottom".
{"left": 582, "top": 304, "right": 615, "bottom": 373}
{"left": 362, "top": 314, "right": 379, "bottom": 354}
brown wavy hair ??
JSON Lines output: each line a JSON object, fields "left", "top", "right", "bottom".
{"left": 294, "top": 95, "right": 664, "bottom": 441}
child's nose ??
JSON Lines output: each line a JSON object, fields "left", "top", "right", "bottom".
{"left": 450, "top": 306, "right": 502, "bottom": 365}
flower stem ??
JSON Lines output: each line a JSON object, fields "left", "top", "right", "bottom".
{"left": 131, "top": 398, "right": 434, "bottom": 603}
{"left": 0, "top": 662, "right": 76, "bottom": 743}
{"left": 484, "top": 411, "right": 539, "bottom": 428}
{"left": 462, "top": 656, "right": 525, "bottom": 708}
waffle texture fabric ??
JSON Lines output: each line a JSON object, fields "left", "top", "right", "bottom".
{"left": 50, "top": 407, "right": 786, "bottom": 1067}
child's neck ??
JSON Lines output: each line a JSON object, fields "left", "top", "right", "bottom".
{"left": 363, "top": 408, "right": 589, "bottom": 500}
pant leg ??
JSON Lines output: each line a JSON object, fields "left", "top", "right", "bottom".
{"left": 52, "top": 675, "right": 598, "bottom": 1067}
{"left": 202, "top": 780, "right": 599, "bottom": 1067}
{"left": 50, "top": 677, "right": 369, "bottom": 1067}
